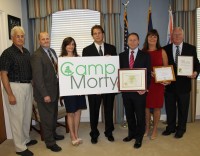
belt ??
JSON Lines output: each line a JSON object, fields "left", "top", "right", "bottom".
{"left": 10, "top": 80, "right": 31, "bottom": 83}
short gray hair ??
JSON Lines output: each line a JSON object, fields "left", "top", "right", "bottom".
{"left": 11, "top": 26, "right": 25, "bottom": 37}
{"left": 173, "top": 27, "right": 184, "bottom": 35}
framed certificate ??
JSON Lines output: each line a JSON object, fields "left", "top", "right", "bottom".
{"left": 177, "top": 56, "right": 193, "bottom": 76}
{"left": 153, "top": 65, "right": 176, "bottom": 83}
{"left": 118, "top": 68, "right": 147, "bottom": 91}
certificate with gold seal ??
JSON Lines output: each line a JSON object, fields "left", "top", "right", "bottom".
{"left": 153, "top": 65, "right": 176, "bottom": 83}
{"left": 118, "top": 68, "right": 147, "bottom": 91}
{"left": 177, "top": 56, "right": 193, "bottom": 76}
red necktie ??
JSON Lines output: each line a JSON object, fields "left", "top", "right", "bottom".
{"left": 129, "top": 51, "right": 134, "bottom": 68}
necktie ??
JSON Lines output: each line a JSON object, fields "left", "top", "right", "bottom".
{"left": 48, "top": 49, "right": 58, "bottom": 73}
{"left": 175, "top": 46, "right": 180, "bottom": 64}
{"left": 99, "top": 46, "right": 103, "bottom": 56}
{"left": 129, "top": 51, "right": 134, "bottom": 68}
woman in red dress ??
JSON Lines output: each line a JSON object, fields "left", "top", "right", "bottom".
{"left": 142, "top": 29, "right": 168, "bottom": 140}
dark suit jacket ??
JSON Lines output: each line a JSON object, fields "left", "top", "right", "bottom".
{"left": 82, "top": 42, "right": 117, "bottom": 57}
{"left": 82, "top": 42, "right": 117, "bottom": 95}
{"left": 119, "top": 49, "right": 151, "bottom": 90}
{"left": 163, "top": 43, "right": 200, "bottom": 93}
{"left": 31, "top": 46, "right": 59, "bottom": 103}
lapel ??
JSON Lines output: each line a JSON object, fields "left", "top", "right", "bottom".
{"left": 123, "top": 50, "right": 129, "bottom": 68}
{"left": 168, "top": 44, "right": 175, "bottom": 63}
{"left": 39, "top": 46, "right": 53, "bottom": 65}
{"left": 104, "top": 43, "right": 109, "bottom": 56}
{"left": 49, "top": 48, "right": 58, "bottom": 60}
{"left": 134, "top": 50, "right": 140, "bottom": 66}
{"left": 91, "top": 43, "right": 100, "bottom": 56}
{"left": 181, "top": 42, "right": 187, "bottom": 55}
{"left": 134, "top": 49, "right": 144, "bottom": 67}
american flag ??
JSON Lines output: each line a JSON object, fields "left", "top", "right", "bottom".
{"left": 147, "top": 4, "right": 153, "bottom": 32}
{"left": 124, "top": 8, "right": 129, "bottom": 50}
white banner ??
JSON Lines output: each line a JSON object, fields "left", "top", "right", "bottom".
{"left": 58, "top": 56, "right": 119, "bottom": 96}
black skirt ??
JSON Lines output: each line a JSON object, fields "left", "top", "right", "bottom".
{"left": 63, "top": 95, "right": 87, "bottom": 113}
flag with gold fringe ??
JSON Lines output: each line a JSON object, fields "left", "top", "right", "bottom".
{"left": 124, "top": 8, "right": 129, "bottom": 50}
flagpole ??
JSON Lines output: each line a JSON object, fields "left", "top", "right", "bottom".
{"left": 122, "top": 0, "right": 129, "bottom": 10}
{"left": 147, "top": 0, "right": 153, "bottom": 32}
{"left": 121, "top": 0, "right": 130, "bottom": 128}
{"left": 122, "top": 0, "right": 129, "bottom": 51}
{"left": 169, "top": 0, "right": 171, "bottom": 11}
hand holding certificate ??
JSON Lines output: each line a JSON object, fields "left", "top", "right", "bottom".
{"left": 177, "top": 56, "right": 193, "bottom": 76}
{"left": 153, "top": 65, "right": 176, "bottom": 83}
{"left": 118, "top": 68, "right": 147, "bottom": 91}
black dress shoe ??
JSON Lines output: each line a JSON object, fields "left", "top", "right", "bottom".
{"left": 174, "top": 131, "right": 184, "bottom": 139}
{"left": 16, "top": 149, "right": 33, "bottom": 156}
{"left": 47, "top": 144, "right": 62, "bottom": 152}
{"left": 26, "top": 140, "right": 38, "bottom": 146}
{"left": 134, "top": 141, "right": 142, "bottom": 149}
{"left": 123, "top": 136, "right": 135, "bottom": 142}
{"left": 91, "top": 137, "right": 98, "bottom": 144}
{"left": 54, "top": 134, "right": 64, "bottom": 141}
{"left": 107, "top": 135, "right": 114, "bottom": 142}
{"left": 162, "top": 130, "right": 176, "bottom": 136}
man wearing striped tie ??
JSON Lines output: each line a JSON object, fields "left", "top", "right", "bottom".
{"left": 119, "top": 32, "right": 151, "bottom": 148}
{"left": 31, "top": 32, "right": 64, "bottom": 152}
{"left": 163, "top": 27, "right": 200, "bottom": 139}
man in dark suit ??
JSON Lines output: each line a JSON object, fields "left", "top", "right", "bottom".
{"left": 162, "top": 27, "right": 200, "bottom": 138}
{"left": 31, "top": 32, "right": 64, "bottom": 152}
{"left": 119, "top": 32, "right": 151, "bottom": 149}
{"left": 82, "top": 25, "right": 117, "bottom": 144}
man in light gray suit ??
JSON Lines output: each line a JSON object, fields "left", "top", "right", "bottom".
{"left": 31, "top": 32, "right": 64, "bottom": 152}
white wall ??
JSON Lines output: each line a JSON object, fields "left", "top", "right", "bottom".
{"left": 0, "top": 0, "right": 22, "bottom": 48}
{"left": 0, "top": 0, "right": 22, "bottom": 139}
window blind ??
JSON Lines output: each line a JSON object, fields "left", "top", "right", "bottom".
{"left": 51, "top": 9, "right": 100, "bottom": 57}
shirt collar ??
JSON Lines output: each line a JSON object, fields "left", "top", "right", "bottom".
{"left": 129, "top": 47, "right": 138, "bottom": 55}
{"left": 94, "top": 42, "right": 104, "bottom": 50}
{"left": 173, "top": 42, "right": 183, "bottom": 50}
{"left": 12, "top": 44, "right": 26, "bottom": 54}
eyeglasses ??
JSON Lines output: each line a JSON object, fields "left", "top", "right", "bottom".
{"left": 14, "top": 35, "right": 24, "bottom": 39}
{"left": 173, "top": 33, "right": 182, "bottom": 37}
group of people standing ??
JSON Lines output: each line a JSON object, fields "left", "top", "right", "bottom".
{"left": 120, "top": 27, "right": 200, "bottom": 149}
{"left": 119, "top": 27, "right": 200, "bottom": 149}
{"left": 0, "top": 24, "right": 199, "bottom": 156}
